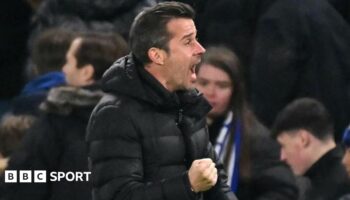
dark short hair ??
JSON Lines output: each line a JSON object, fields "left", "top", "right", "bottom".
{"left": 129, "top": 2, "right": 195, "bottom": 64}
{"left": 74, "top": 32, "right": 128, "bottom": 80}
{"left": 271, "top": 98, "right": 334, "bottom": 140}
{"left": 32, "top": 28, "right": 75, "bottom": 75}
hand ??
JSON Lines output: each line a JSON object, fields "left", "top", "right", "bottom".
{"left": 188, "top": 158, "right": 218, "bottom": 192}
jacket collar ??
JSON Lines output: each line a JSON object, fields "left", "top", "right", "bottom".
{"left": 40, "top": 84, "right": 104, "bottom": 116}
{"left": 304, "top": 146, "right": 343, "bottom": 180}
{"left": 101, "top": 53, "right": 211, "bottom": 118}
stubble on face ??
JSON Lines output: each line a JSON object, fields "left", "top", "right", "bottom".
{"left": 163, "top": 18, "right": 204, "bottom": 91}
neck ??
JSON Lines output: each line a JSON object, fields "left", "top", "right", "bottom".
{"left": 76, "top": 79, "right": 95, "bottom": 87}
{"left": 144, "top": 64, "right": 174, "bottom": 92}
{"left": 309, "top": 137, "right": 336, "bottom": 167}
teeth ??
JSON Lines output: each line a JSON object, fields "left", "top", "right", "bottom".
{"left": 191, "top": 65, "right": 196, "bottom": 72}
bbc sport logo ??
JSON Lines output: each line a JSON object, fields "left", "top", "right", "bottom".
{"left": 4, "top": 170, "right": 91, "bottom": 183}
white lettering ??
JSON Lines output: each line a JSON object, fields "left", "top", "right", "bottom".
{"left": 5, "top": 170, "right": 17, "bottom": 183}
{"left": 19, "top": 170, "right": 31, "bottom": 183}
{"left": 34, "top": 170, "right": 46, "bottom": 183}
{"left": 50, "top": 172, "right": 57, "bottom": 181}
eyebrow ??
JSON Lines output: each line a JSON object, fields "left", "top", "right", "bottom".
{"left": 180, "top": 31, "right": 196, "bottom": 41}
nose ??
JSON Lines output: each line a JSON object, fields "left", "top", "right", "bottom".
{"left": 280, "top": 150, "right": 286, "bottom": 162}
{"left": 203, "top": 84, "right": 216, "bottom": 100}
{"left": 194, "top": 40, "right": 206, "bottom": 55}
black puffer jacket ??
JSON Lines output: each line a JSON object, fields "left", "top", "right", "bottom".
{"left": 86, "top": 55, "right": 237, "bottom": 200}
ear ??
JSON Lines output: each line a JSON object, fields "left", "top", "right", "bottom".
{"left": 81, "top": 64, "right": 95, "bottom": 82}
{"left": 299, "top": 129, "right": 311, "bottom": 148}
{"left": 148, "top": 47, "right": 165, "bottom": 65}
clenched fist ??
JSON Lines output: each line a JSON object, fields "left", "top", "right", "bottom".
{"left": 188, "top": 158, "right": 218, "bottom": 192}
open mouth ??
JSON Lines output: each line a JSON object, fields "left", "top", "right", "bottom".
{"left": 190, "top": 64, "right": 197, "bottom": 83}
{"left": 190, "top": 64, "right": 196, "bottom": 73}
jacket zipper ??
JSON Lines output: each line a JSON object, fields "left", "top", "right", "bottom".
{"left": 176, "top": 108, "right": 183, "bottom": 126}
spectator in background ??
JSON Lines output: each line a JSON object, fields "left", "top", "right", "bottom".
{"left": 272, "top": 98, "right": 350, "bottom": 200}
{"left": 18, "top": 0, "right": 154, "bottom": 81}
{"left": 250, "top": 0, "right": 350, "bottom": 141}
{"left": 29, "top": 0, "right": 156, "bottom": 45}
{"left": 0, "top": 31, "right": 128, "bottom": 200}
{"left": 0, "top": 114, "right": 36, "bottom": 174}
{"left": 11, "top": 28, "right": 75, "bottom": 116}
{"left": 195, "top": 46, "right": 297, "bottom": 200}
{"left": 0, "top": 28, "right": 75, "bottom": 159}
{"left": 166, "top": 0, "right": 350, "bottom": 142}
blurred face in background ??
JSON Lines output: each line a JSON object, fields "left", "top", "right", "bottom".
{"left": 277, "top": 130, "right": 312, "bottom": 176}
{"left": 62, "top": 38, "right": 94, "bottom": 87}
{"left": 342, "top": 148, "right": 350, "bottom": 177}
{"left": 196, "top": 64, "right": 232, "bottom": 118}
